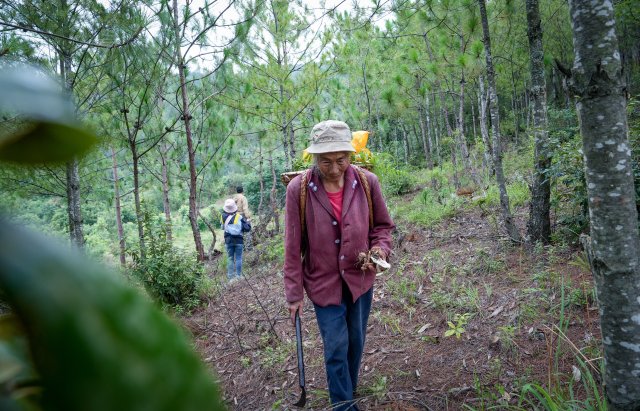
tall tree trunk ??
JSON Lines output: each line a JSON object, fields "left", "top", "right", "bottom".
{"left": 427, "top": 93, "right": 440, "bottom": 165}
{"left": 478, "top": 77, "right": 494, "bottom": 176}
{"left": 288, "top": 122, "right": 296, "bottom": 164}
{"left": 401, "top": 125, "right": 409, "bottom": 165}
{"left": 279, "top": 90, "right": 292, "bottom": 171}
{"left": 60, "top": 51, "right": 84, "bottom": 248}
{"left": 526, "top": 0, "right": 551, "bottom": 244}
{"left": 418, "top": 105, "right": 433, "bottom": 170}
{"left": 478, "top": 0, "right": 522, "bottom": 243}
{"left": 257, "top": 138, "right": 265, "bottom": 214}
{"left": 160, "top": 142, "right": 173, "bottom": 242}
{"left": 110, "top": 147, "right": 126, "bottom": 266}
{"left": 416, "top": 76, "right": 433, "bottom": 168}
{"left": 268, "top": 154, "right": 280, "bottom": 234}
{"left": 129, "top": 142, "right": 145, "bottom": 260}
{"left": 458, "top": 70, "right": 478, "bottom": 185}
{"left": 568, "top": 1, "right": 640, "bottom": 408}
{"left": 172, "top": 0, "right": 204, "bottom": 261}
{"left": 363, "top": 61, "right": 372, "bottom": 131}
{"left": 65, "top": 158, "right": 84, "bottom": 248}
{"left": 471, "top": 90, "right": 478, "bottom": 143}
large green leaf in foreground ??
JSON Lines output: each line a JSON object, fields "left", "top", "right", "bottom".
{"left": 0, "top": 67, "right": 98, "bottom": 164}
{"left": 0, "top": 221, "right": 225, "bottom": 411}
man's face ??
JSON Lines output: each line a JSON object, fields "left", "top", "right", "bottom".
{"left": 316, "top": 151, "right": 351, "bottom": 184}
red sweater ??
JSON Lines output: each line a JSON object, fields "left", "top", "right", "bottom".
{"left": 283, "top": 165, "right": 395, "bottom": 307}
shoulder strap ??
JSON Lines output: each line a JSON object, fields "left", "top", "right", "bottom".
{"left": 224, "top": 214, "right": 234, "bottom": 229}
{"left": 300, "top": 169, "right": 310, "bottom": 241}
{"left": 353, "top": 165, "right": 374, "bottom": 229}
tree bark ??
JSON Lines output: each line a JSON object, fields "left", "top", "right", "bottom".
{"left": 268, "top": 154, "right": 280, "bottom": 234}
{"left": 526, "top": 0, "right": 551, "bottom": 244}
{"left": 110, "top": 146, "right": 126, "bottom": 266}
{"left": 478, "top": 0, "right": 522, "bottom": 243}
{"left": 568, "top": 1, "right": 640, "bottom": 408}
{"left": 257, "top": 138, "right": 265, "bottom": 214}
{"left": 172, "top": 0, "right": 205, "bottom": 261}
{"left": 478, "top": 77, "right": 494, "bottom": 176}
{"left": 159, "top": 142, "right": 173, "bottom": 242}
{"left": 60, "top": 51, "right": 84, "bottom": 248}
{"left": 129, "top": 141, "right": 146, "bottom": 260}
{"left": 65, "top": 158, "right": 84, "bottom": 248}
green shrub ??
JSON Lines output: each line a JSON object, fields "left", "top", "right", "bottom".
{"left": 131, "top": 210, "right": 204, "bottom": 311}
{"left": 405, "top": 187, "right": 463, "bottom": 227}
{"left": 482, "top": 180, "right": 530, "bottom": 209}
{"left": 374, "top": 153, "right": 416, "bottom": 196}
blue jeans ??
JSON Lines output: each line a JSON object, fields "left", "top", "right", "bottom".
{"left": 314, "top": 282, "right": 373, "bottom": 411}
{"left": 225, "top": 243, "right": 243, "bottom": 279}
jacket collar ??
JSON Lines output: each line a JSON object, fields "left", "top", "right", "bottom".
{"left": 307, "top": 165, "right": 360, "bottom": 221}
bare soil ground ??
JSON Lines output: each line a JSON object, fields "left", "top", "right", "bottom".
{"left": 184, "top": 202, "right": 601, "bottom": 410}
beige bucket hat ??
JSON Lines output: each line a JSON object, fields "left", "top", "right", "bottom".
{"left": 306, "top": 120, "right": 356, "bottom": 154}
{"left": 223, "top": 198, "right": 238, "bottom": 213}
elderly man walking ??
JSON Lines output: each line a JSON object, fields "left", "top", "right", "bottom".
{"left": 283, "top": 120, "right": 394, "bottom": 410}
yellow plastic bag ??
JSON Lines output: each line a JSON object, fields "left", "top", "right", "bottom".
{"left": 351, "top": 131, "right": 369, "bottom": 153}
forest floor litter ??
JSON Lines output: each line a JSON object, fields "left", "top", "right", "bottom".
{"left": 184, "top": 199, "right": 601, "bottom": 410}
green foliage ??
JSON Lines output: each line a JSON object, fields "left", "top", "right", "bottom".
{"left": 482, "top": 180, "right": 530, "bottom": 209}
{"left": 0, "top": 221, "right": 224, "bottom": 411}
{"left": 375, "top": 154, "right": 415, "bottom": 196}
{"left": 406, "top": 187, "right": 463, "bottom": 227}
{"left": 361, "top": 375, "right": 389, "bottom": 400}
{"left": 444, "top": 313, "right": 471, "bottom": 339}
{"left": 131, "top": 210, "right": 204, "bottom": 312}
{"left": 386, "top": 276, "right": 418, "bottom": 305}
{"left": 546, "top": 108, "right": 587, "bottom": 239}
{"left": 0, "top": 67, "right": 98, "bottom": 164}
{"left": 0, "top": 315, "right": 40, "bottom": 409}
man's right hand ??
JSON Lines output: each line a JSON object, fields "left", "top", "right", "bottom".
{"left": 287, "top": 300, "right": 303, "bottom": 326}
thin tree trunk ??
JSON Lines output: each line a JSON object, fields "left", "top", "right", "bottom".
{"left": 257, "top": 138, "right": 265, "bottom": 214}
{"left": 363, "top": 61, "right": 372, "bottom": 131}
{"left": 130, "top": 142, "right": 146, "bottom": 259}
{"left": 478, "top": 77, "right": 493, "bottom": 176}
{"left": 471, "top": 90, "right": 478, "bottom": 143}
{"left": 172, "top": 0, "right": 205, "bottom": 261}
{"left": 478, "top": 0, "right": 522, "bottom": 243}
{"left": 159, "top": 142, "right": 173, "bottom": 242}
{"left": 65, "top": 158, "right": 84, "bottom": 248}
{"left": 568, "top": 1, "right": 640, "bottom": 409}
{"left": 401, "top": 125, "right": 409, "bottom": 165}
{"left": 526, "top": 0, "right": 551, "bottom": 244}
{"left": 288, "top": 122, "right": 296, "bottom": 164}
{"left": 458, "top": 70, "right": 478, "bottom": 185}
{"left": 110, "top": 147, "right": 126, "bottom": 266}
{"left": 268, "top": 154, "right": 280, "bottom": 234}
{"left": 60, "top": 51, "right": 84, "bottom": 248}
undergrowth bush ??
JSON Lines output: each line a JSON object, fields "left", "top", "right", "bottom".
{"left": 482, "top": 180, "right": 531, "bottom": 209}
{"left": 406, "top": 187, "right": 463, "bottom": 227}
{"left": 374, "top": 153, "right": 415, "bottom": 196}
{"left": 131, "top": 209, "right": 204, "bottom": 312}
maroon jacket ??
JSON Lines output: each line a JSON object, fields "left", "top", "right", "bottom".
{"left": 284, "top": 165, "right": 395, "bottom": 307}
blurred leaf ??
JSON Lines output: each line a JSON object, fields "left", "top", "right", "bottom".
{"left": 0, "top": 122, "right": 98, "bottom": 164}
{"left": 0, "top": 221, "right": 225, "bottom": 411}
{"left": 0, "top": 66, "right": 98, "bottom": 163}
{"left": 0, "top": 67, "right": 74, "bottom": 123}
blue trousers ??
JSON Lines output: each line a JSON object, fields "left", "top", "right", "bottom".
{"left": 225, "top": 243, "right": 243, "bottom": 279}
{"left": 314, "top": 282, "right": 373, "bottom": 411}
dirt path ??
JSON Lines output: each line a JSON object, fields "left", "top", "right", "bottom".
{"left": 185, "top": 204, "right": 601, "bottom": 410}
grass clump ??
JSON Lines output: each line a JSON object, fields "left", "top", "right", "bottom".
{"left": 404, "top": 187, "right": 464, "bottom": 227}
